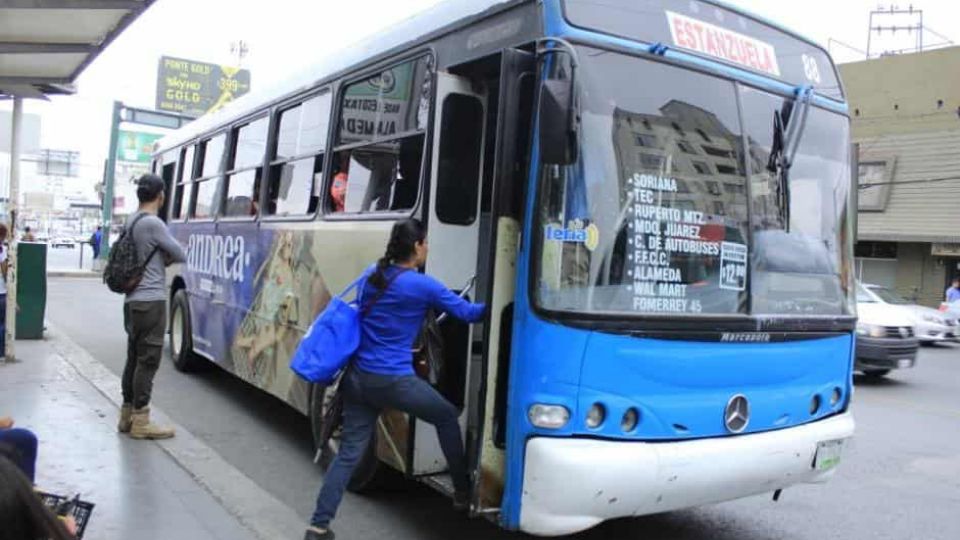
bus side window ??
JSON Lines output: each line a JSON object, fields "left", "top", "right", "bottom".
{"left": 224, "top": 116, "right": 268, "bottom": 218}
{"left": 193, "top": 134, "right": 227, "bottom": 219}
{"left": 328, "top": 55, "right": 433, "bottom": 216}
{"left": 172, "top": 145, "right": 196, "bottom": 221}
{"left": 266, "top": 92, "right": 331, "bottom": 217}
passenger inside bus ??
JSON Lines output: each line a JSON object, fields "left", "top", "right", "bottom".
{"left": 329, "top": 154, "right": 349, "bottom": 212}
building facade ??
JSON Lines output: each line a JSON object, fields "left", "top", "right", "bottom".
{"left": 840, "top": 47, "right": 960, "bottom": 307}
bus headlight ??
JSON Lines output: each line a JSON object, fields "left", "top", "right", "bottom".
{"left": 586, "top": 403, "right": 606, "bottom": 429}
{"left": 528, "top": 404, "right": 570, "bottom": 429}
{"left": 621, "top": 408, "right": 640, "bottom": 432}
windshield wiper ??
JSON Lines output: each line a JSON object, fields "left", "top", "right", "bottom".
{"left": 766, "top": 85, "right": 814, "bottom": 231}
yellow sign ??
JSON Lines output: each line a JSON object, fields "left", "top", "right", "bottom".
{"left": 156, "top": 56, "right": 251, "bottom": 117}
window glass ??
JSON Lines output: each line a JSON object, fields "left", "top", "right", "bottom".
{"left": 740, "top": 87, "right": 853, "bottom": 315}
{"left": 436, "top": 94, "right": 483, "bottom": 225}
{"left": 224, "top": 169, "right": 260, "bottom": 217}
{"left": 535, "top": 50, "right": 748, "bottom": 315}
{"left": 194, "top": 179, "right": 221, "bottom": 218}
{"left": 200, "top": 134, "right": 226, "bottom": 178}
{"left": 277, "top": 93, "right": 332, "bottom": 160}
{"left": 234, "top": 116, "right": 269, "bottom": 170}
{"left": 267, "top": 156, "right": 323, "bottom": 216}
{"left": 333, "top": 134, "right": 423, "bottom": 214}
{"left": 337, "top": 56, "right": 433, "bottom": 145}
{"left": 172, "top": 145, "right": 195, "bottom": 220}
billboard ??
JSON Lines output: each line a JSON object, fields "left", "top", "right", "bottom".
{"left": 156, "top": 56, "right": 251, "bottom": 118}
{"left": 117, "top": 130, "right": 165, "bottom": 163}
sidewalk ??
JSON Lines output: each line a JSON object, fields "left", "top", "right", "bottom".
{"left": 0, "top": 334, "right": 301, "bottom": 540}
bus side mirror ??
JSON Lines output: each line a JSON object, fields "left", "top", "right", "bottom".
{"left": 538, "top": 79, "right": 578, "bottom": 165}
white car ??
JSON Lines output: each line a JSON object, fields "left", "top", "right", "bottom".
{"left": 50, "top": 237, "right": 75, "bottom": 249}
{"left": 862, "top": 283, "right": 958, "bottom": 343}
{"left": 856, "top": 284, "right": 919, "bottom": 378}
{"left": 940, "top": 300, "right": 960, "bottom": 322}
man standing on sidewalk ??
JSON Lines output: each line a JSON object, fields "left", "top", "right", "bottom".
{"left": 119, "top": 174, "right": 186, "bottom": 440}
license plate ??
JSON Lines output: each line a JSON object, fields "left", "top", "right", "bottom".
{"left": 814, "top": 439, "right": 844, "bottom": 471}
{"left": 897, "top": 358, "right": 913, "bottom": 368}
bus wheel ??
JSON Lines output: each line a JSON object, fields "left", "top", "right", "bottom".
{"left": 863, "top": 369, "right": 890, "bottom": 379}
{"left": 309, "top": 382, "right": 383, "bottom": 493}
{"left": 170, "top": 289, "right": 204, "bottom": 372}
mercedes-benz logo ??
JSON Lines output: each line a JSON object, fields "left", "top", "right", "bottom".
{"left": 724, "top": 394, "right": 750, "bottom": 433}
{"left": 899, "top": 327, "right": 908, "bottom": 338}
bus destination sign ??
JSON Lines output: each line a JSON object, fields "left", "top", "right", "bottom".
{"left": 156, "top": 56, "right": 252, "bottom": 118}
{"left": 666, "top": 11, "right": 781, "bottom": 77}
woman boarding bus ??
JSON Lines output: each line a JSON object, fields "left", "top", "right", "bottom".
{"left": 307, "top": 219, "right": 485, "bottom": 540}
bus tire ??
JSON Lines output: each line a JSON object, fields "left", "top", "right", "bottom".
{"left": 170, "top": 289, "right": 204, "bottom": 372}
{"left": 863, "top": 369, "right": 890, "bottom": 379}
{"left": 309, "top": 382, "right": 383, "bottom": 493}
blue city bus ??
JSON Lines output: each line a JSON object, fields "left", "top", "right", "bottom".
{"left": 153, "top": 0, "right": 856, "bottom": 535}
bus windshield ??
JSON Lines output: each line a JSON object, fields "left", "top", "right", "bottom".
{"left": 534, "top": 48, "right": 854, "bottom": 319}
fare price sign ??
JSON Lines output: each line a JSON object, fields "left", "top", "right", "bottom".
{"left": 156, "top": 56, "right": 251, "bottom": 118}
{"left": 666, "top": 11, "right": 781, "bottom": 77}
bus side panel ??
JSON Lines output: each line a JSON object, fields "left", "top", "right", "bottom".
{"left": 171, "top": 221, "right": 392, "bottom": 416}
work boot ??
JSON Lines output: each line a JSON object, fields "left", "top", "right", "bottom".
{"left": 117, "top": 404, "right": 133, "bottom": 433}
{"left": 129, "top": 407, "right": 175, "bottom": 440}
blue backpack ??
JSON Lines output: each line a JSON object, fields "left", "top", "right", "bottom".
{"left": 290, "top": 268, "right": 406, "bottom": 384}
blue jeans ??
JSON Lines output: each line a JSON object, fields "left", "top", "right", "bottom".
{"left": 0, "top": 427, "right": 38, "bottom": 483}
{"left": 310, "top": 369, "right": 468, "bottom": 527}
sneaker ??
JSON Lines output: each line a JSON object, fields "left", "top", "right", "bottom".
{"left": 304, "top": 526, "right": 335, "bottom": 539}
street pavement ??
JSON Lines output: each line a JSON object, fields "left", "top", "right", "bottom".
{"left": 45, "top": 276, "right": 960, "bottom": 540}
{"left": 0, "top": 338, "right": 259, "bottom": 540}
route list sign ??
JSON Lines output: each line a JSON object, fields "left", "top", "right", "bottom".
{"left": 625, "top": 173, "right": 745, "bottom": 313}
{"left": 156, "top": 56, "right": 251, "bottom": 118}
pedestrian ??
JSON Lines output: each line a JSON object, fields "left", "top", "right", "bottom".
{"left": 0, "top": 223, "right": 8, "bottom": 359}
{"left": 22, "top": 226, "right": 36, "bottom": 242}
{"left": 305, "top": 218, "right": 486, "bottom": 540}
{"left": 946, "top": 278, "right": 960, "bottom": 303}
{"left": 0, "top": 450, "right": 77, "bottom": 540}
{"left": 118, "top": 174, "right": 186, "bottom": 440}
{"left": 0, "top": 415, "right": 37, "bottom": 483}
{"left": 90, "top": 226, "right": 103, "bottom": 260}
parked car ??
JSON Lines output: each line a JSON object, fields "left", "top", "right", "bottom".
{"left": 940, "top": 300, "right": 960, "bottom": 322}
{"left": 855, "top": 283, "right": 919, "bottom": 379}
{"left": 49, "top": 237, "right": 75, "bottom": 249}
{"left": 862, "top": 283, "right": 958, "bottom": 343}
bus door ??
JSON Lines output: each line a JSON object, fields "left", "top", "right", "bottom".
{"left": 413, "top": 72, "right": 488, "bottom": 478}
{"left": 470, "top": 48, "right": 536, "bottom": 512}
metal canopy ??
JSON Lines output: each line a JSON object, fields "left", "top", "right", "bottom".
{"left": 0, "top": 0, "right": 155, "bottom": 99}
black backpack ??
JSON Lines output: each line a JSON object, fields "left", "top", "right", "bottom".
{"left": 103, "top": 214, "right": 158, "bottom": 294}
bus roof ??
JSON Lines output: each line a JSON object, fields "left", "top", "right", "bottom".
{"left": 155, "top": 0, "right": 520, "bottom": 153}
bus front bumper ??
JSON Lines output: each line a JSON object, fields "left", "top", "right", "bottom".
{"left": 519, "top": 412, "right": 855, "bottom": 536}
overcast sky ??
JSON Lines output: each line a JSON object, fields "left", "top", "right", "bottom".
{"left": 5, "top": 0, "right": 959, "bottom": 180}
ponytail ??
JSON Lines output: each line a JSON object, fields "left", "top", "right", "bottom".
{"left": 369, "top": 219, "right": 426, "bottom": 290}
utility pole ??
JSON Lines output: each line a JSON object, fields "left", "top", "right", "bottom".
{"left": 98, "top": 100, "right": 122, "bottom": 261}
{"left": 5, "top": 97, "right": 23, "bottom": 361}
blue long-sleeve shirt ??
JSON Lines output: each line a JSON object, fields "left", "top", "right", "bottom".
{"left": 354, "top": 266, "right": 485, "bottom": 376}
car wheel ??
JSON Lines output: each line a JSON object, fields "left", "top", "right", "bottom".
{"left": 309, "top": 381, "right": 383, "bottom": 493}
{"left": 863, "top": 369, "right": 890, "bottom": 379}
{"left": 170, "top": 289, "right": 205, "bottom": 372}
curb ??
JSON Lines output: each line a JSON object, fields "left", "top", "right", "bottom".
{"left": 47, "top": 271, "right": 101, "bottom": 278}
{"left": 44, "top": 323, "right": 307, "bottom": 540}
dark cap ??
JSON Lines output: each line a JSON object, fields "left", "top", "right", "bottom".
{"left": 136, "top": 173, "right": 165, "bottom": 203}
